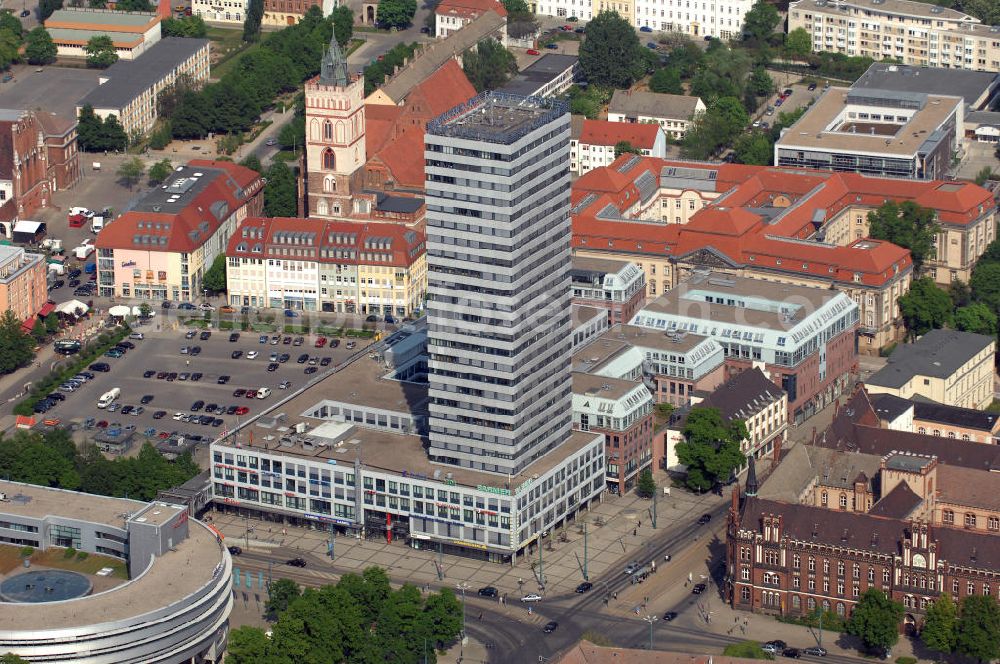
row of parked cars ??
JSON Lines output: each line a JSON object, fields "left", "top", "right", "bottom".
{"left": 762, "top": 640, "right": 827, "bottom": 658}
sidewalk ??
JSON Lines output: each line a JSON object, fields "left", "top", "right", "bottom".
{"left": 210, "top": 470, "right": 728, "bottom": 598}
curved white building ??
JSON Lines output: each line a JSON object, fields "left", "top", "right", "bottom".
{"left": 0, "top": 481, "right": 231, "bottom": 663}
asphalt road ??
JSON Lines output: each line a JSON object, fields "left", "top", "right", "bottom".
{"left": 230, "top": 497, "right": 879, "bottom": 663}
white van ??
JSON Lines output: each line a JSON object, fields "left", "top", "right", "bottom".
{"left": 97, "top": 387, "right": 120, "bottom": 409}
{"left": 256, "top": 387, "right": 271, "bottom": 399}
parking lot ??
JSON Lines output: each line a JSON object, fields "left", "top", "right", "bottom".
{"left": 35, "top": 326, "right": 373, "bottom": 453}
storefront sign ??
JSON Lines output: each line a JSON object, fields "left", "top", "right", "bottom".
{"left": 477, "top": 484, "right": 510, "bottom": 496}
{"left": 121, "top": 260, "right": 136, "bottom": 268}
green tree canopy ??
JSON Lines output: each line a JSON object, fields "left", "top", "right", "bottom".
{"left": 959, "top": 0, "right": 1000, "bottom": 25}
{"left": 649, "top": 66, "right": 683, "bottom": 95}
{"left": 0, "top": 653, "right": 30, "bottom": 663}
{"left": 846, "top": 588, "right": 904, "bottom": 651}
{"left": 867, "top": 200, "right": 939, "bottom": 273}
{"left": 463, "top": 38, "right": 517, "bottom": 92}
{"left": 689, "top": 43, "right": 751, "bottom": 102}
{"left": 116, "top": 157, "right": 145, "bottom": 190}
{"left": 971, "top": 261, "right": 1000, "bottom": 314}
{"left": 567, "top": 85, "right": 610, "bottom": 119}
{"left": 162, "top": 15, "right": 207, "bottom": 38}
{"left": 147, "top": 158, "right": 172, "bottom": 185}
{"left": 203, "top": 254, "right": 227, "bottom": 293}
{"left": 377, "top": 0, "right": 416, "bottom": 29}
{"left": 954, "top": 303, "right": 997, "bottom": 336}
{"left": 614, "top": 140, "right": 642, "bottom": 158}
{"left": 239, "top": 153, "right": 263, "bottom": 173}
{"left": 742, "top": 0, "right": 780, "bottom": 43}
{"left": 225, "top": 626, "right": 270, "bottom": 663}
{"left": 24, "top": 27, "right": 57, "bottom": 65}
{"left": 0, "top": 11, "right": 23, "bottom": 39}
{"left": 243, "top": 0, "right": 264, "bottom": 42}
{"left": 40, "top": 0, "right": 62, "bottom": 21}
{"left": 921, "top": 593, "right": 957, "bottom": 658}
{"left": 0, "top": 310, "right": 35, "bottom": 375}
{"left": 785, "top": 27, "right": 811, "bottom": 58}
{"left": 580, "top": 11, "right": 644, "bottom": 89}
{"left": 85, "top": 35, "right": 118, "bottom": 68}
{"left": 681, "top": 96, "right": 749, "bottom": 160}
{"left": 503, "top": 0, "right": 538, "bottom": 38}
{"left": 898, "top": 277, "right": 953, "bottom": 339}
{"left": 955, "top": 594, "right": 1000, "bottom": 663}
{"left": 265, "top": 578, "right": 302, "bottom": 618}
{"left": 264, "top": 161, "right": 297, "bottom": 217}
{"left": 733, "top": 130, "right": 772, "bottom": 165}
{"left": 636, "top": 468, "right": 656, "bottom": 498}
{"left": 332, "top": 4, "right": 353, "bottom": 46}
{"left": 676, "top": 407, "right": 747, "bottom": 491}
{"left": 948, "top": 279, "right": 972, "bottom": 308}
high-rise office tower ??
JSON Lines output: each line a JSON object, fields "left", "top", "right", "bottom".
{"left": 424, "top": 93, "right": 574, "bottom": 476}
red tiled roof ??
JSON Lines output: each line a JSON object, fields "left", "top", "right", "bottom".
{"left": 376, "top": 127, "right": 427, "bottom": 189}
{"left": 365, "top": 104, "right": 404, "bottom": 157}
{"left": 436, "top": 0, "right": 507, "bottom": 19}
{"left": 96, "top": 161, "right": 263, "bottom": 254}
{"left": 571, "top": 156, "right": 988, "bottom": 287}
{"left": 416, "top": 59, "right": 478, "bottom": 118}
{"left": 227, "top": 217, "right": 425, "bottom": 268}
{"left": 37, "top": 302, "right": 55, "bottom": 317}
{"left": 579, "top": 120, "right": 661, "bottom": 149}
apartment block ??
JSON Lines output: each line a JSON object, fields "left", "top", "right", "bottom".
{"left": 871, "top": 392, "right": 1000, "bottom": 444}
{"left": 597, "top": 0, "right": 752, "bottom": 39}
{"left": 570, "top": 255, "right": 646, "bottom": 326}
{"left": 572, "top": 157, "right": 995, "bottom": 351}
{"left": 570, "top": 119, "right": 667, "bottom": 176}
{"left": 866, "top": 328, "right": 995, "bottom": 410}
{"left": 608, "top": 90, "right": 705, "bottom": 141}
{"left": 0, "top": 245, "right": 47, "bottom": 324}
{"left": 789, "top": 0, "right": 1000, "bottom": 72}
{"left": 774, "top": 87, "right": 963, "bottom": 180}
{"left": 631, "top": 272, "right": 859, "bottom": 424}
{"left": 435, "top": 0, "right": 507, "bottom": 38}
{"left": 95, "top": 161, "right": 263, "bottom": 302}
{"left": 225, "top": 216, "right": 427, "bottom": 316}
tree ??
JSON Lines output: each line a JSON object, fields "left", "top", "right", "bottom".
{"left": 504, "top": 0, "right": 538, "bottom": 40}
{"left": 955, "top": 595, "right": 1000, "bottom": 664}
{"left": 30, "top": 320, "right": 46, "bottom": 344}
{"left": 676, "top": 407, "right": 747, "bottom": 491}
{"left": 100, "top": 114, "right": 128, "bottom": 152}
{"left": 974, "top": 166, "right": 994, "bottom": 186}
{"left": 44, "top": 313, "right": 60, "bottom": 335}
{"left": 0, "top": 27, "right": 22, "bottom": 69}
{"left": 40, "top": 0, "right": 63, "bottom": 21}
{"left": 376, "top": 0, "right": 416, "bottom": 29}
{"left": 649, "top": 66, "right": 683, "bottom": 95}
{"left": 116, "top": 0, "right": 154, "bottom": 10}
{"left": 243, "top": 0, "right": 264, "bottom": 42}
{"left": 733, "top": 130, "right": 772, "bottom": 165}
{"left": 742, "top": 0, "right": 780, "bottom": 44}
{"left": 116, "top": 157, "right": 145, "bottom": 190}
{"left": 847, "top": 589, "right": 904, "bottom": 651}
{"left": 332, "top": 5, "right": 353, "bottom": 46}
{"left": 921, "top": 594, "right": 957, "bottom": 659}
{"left": 162, "top": 15, "right": 207, "bottom": 38}
{"left": 960, "top": 0, "right": 1000, "bottom": 25}
{"left": 580, "top": 11, "right": 644, "bottom": 89}
{"left": 264, "top": 161, "right": 297, "bottom": 217}
{"left": 85, "top": 35, "right": 118, "bottom": 68}
{"left": 867, "top": 200, "right": 939, "bottom": 273}
{"left": 24, "top": 27, "right": 57, "bottom": 65}
{"left": 147, "top": 158, "right": 172, "bottom": 185}
{"left": 898, "top": 277, "right": 953, "bottom": 339}
{"left": 971, "top": 262, "right": 1000, "bottom": 314}
{"left": 681, "top": 96, "right": 749, "bottom": 160}
{"left": 747, "top": 66, "right": 774, "bottom": 97}
{"left": 203, "top": 254, "right": 227, "bottom": 293}
{"left": 784, "top": 27, "right": 812, "bottom": 58}
{"left": 568, "top": 85, "right": 610, "bottom": 119}
{"left": 225, "top": 626, "right": 271, "bottom": 663}
{"left": 265, "top": 578, "right": 301, "bottom": 617}
{"left": 240, "top": 153, "right": 263, "bottom": 173}
{"left": 0, "top": 12, "right": 22, "bottom": 39}
{"left": 0, "top": 310, "right": 35, "bottom": 374}
{"left": 0, "top": 654, "right": 29, "bottom": 663}
{"left": 463, "top": 38, "right": 517, "bottom": 92}
{"left": 954, "top": 303, "right": 997, "bottom": 336}
{"left": 636, "top": 468, "right": 656, "bottom": 498}
{"left": 614, "top": 140, "right": 642, "bottom": 158}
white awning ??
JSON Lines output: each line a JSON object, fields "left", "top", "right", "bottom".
{"left": 108, "top": 305, "right": 130, "bottom": 316}
{"left": 55, "top": 300, "right": 89, "bottom": 316}
{"left": 13, "top": 220, "right": 42, "bottom": 234}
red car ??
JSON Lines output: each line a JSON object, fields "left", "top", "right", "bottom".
{"left": 527, "top": 48, "right": 540, "bottom": 55}
{"left": 314, "top": 336, "right": 327, "bottom": 348}
{"left": 562, "top": 24, "right": 572, "bottom": 30}
{"left": 68, "top": 214, "right": 87, "bottom": 228}
{"left": 245, "top": 389, "right": 258, "bottom": 399}
{"left": 235, "top": 406, "right": 249, "bottom": 415}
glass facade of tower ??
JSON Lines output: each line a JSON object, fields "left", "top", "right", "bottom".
{"left": 424, "top": 93, "right": 574, "bottom": 476}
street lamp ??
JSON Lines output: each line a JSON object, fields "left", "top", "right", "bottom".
{"left": 455, "top": 581, "right": 469, "bottom": 656}
{"left": 641, "top": 614, "right": 657, "bottom": 651}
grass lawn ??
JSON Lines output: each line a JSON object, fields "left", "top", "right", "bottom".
{"left": 0, "top": 545, "right": 128, "bottom": 580}
{"left": 210, "top": 28, "right": 260, "bottom": 80}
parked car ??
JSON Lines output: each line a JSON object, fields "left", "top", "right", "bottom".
{"left": 217, "top": 375, "right": 230, "bottom": 384}
{"left": 662, "top": 611, "right": 678, "bottom": 621}
{"left": 229, "top": 332, "right": 240, "bottom": 342}
{"left": 575, "top": 582, "right": 593, "bottom": 593}
{"left": 520, "top": 594, "right": 542, "bottom": 602}
{"left": 232, "top": 350, "right": 243, "bottom": 359}
{"left": 478, "top": 586, "right": 498, "bottom": 597}
{"left": 803, "top": 647, "right": 827, "bottom": 657}
{"left": 89, "top": 362, "right": 111, "bottom": 372}
{"left": 228, "top": 546, "right": 243, "bottom": 555}
{"left": 691, "top": 583, "right": 707, "bottom": 594}
{"left": 287, "top": 558, "right": 307, "bottom": 567}
{"left": 543, "top": 621, "right": 558, "bottom": 633}
{"left": 527, "top": 48, "right": 540, "bottom": 55}
{"left": 783, "top": 648, "right": 801, "bottom": 659}
{"left": 639, "top": 25, "right": 652, "bottom": 31}
{"left": 697, "top": 513, "right": 712, "bottom": 525}
{"left": 140, "top": 395, "right": 154, "bottom": 404}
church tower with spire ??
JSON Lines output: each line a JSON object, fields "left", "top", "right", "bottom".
{"left": 304, "top": 36, "right": 366, "bottom": 218}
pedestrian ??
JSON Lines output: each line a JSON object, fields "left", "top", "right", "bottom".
{"left": 633, "top": 528, "right": 637, "bottom": 537}
{"left": 638, "top": 520, "right": 642, "bottom": 528}
{"left": 613, "top": 591, "right": 618, "bottom": 600}
{"left": 478, "top": 612, "right": 483, "bottom": 621}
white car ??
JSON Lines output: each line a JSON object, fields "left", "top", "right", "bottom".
{"left": 172, "top": 412, "right": 185, "bottom": 420}
{"left": 520, "top": 594, "right": 543, "bottom": 602}
{"left": 246, "top": 350, "right": 259, "bottom": 359}
{"left": 199, "top": 303, "right": 215, "bottom": 311}
{"left": 279, "top": 380, "right": 291, "bottom": 389}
